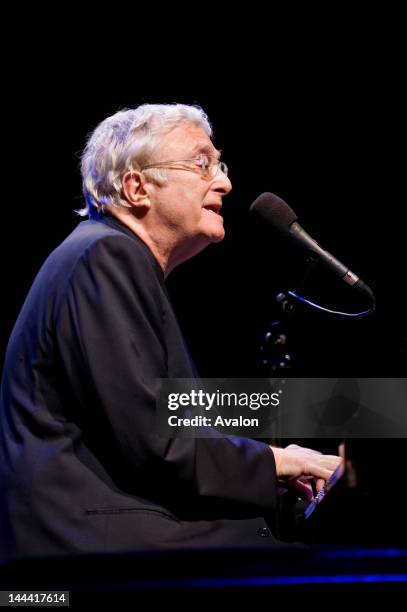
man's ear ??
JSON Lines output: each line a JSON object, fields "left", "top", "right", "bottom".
{"left": 122, "top": 171, "right": 151, "bottom": 210}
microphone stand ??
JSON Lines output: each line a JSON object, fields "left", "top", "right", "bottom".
{"left": 258, "top": 253, "right": 376, "bottom": 541}
{"left": 258, "top": 256, "right": 321, "bottom": 542}
{"left": 258, "top": 253, "right": 320, "bottom": 393}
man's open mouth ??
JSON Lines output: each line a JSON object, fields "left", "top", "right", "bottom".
{"left": 203, "top": 204, "right": 222, "bottom": 214}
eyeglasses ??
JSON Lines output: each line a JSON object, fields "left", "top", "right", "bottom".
{"left": 141, "top": 153, "right": 228, "bottom": 180}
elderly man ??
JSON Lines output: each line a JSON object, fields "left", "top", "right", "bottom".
{"left": 0, "top": 104, "right": 340, "bottom": 558}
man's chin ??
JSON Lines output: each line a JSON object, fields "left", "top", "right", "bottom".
{"left": 200, "top": 210, "right": 225, "bottom": 242}
{"left": 191, "top": 221, "right": 225, "bottom": 250}
{"left": 206, "top": 219, "right": 225, "bottom": 243}
{"left": 210, "top": 229, "right": 225, "bottom": 243}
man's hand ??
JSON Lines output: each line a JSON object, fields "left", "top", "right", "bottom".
{"left": 270, "top": 444, "right": 342, "bottom": 501}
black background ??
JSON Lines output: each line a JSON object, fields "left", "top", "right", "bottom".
{"left": 2, "top": 90, "right": 405, "bottom": 380}
{"left": 0, "top": 11, "right": 406, "bottom": 552}
{"left": 1, "top": 18, "right": 405, "bottom": 381}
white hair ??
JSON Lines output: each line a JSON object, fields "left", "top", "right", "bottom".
{"left": 78, "top": 103, "right": 212, "bottom": 217}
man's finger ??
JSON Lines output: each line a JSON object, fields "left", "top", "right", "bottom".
{"left": 289, "top": 478, "right": 314, "bottom": 501}
{"left": 315, "top": 478, "right": 325, "bottom": 493}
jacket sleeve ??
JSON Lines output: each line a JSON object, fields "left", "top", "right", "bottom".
{"left": 55, "top": 234, "right": 278, "bottom": 513}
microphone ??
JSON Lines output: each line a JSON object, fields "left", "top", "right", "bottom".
{"left": 250, "top": 192, "right": 375, "bottom": 301}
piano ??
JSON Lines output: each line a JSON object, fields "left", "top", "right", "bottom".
{"left": 275, "top": 439, "right": 407, "bottom": 546}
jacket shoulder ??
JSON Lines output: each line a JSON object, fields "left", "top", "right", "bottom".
{"left": 49, "top": 220, "right": 156, "bottom": 279}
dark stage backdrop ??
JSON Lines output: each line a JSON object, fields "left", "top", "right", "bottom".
{"left": 1, "top": 14, "right": 405, "bottom": 561}
{"left": 1, "top": 83, "right": 406, "bottom": 380}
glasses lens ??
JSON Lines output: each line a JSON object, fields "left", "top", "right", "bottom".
{"left": 208, "top": 159, "right": 228, "bottom": 178}
{"left": 219, "top": 161, "right": 228, "bottom": 177}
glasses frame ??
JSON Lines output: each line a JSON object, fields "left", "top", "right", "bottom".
{"left": 140, "top": 153, "right": 228, "bottom": 180}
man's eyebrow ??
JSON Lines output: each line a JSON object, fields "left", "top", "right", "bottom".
{"left": 191, "top": 143, "right": 222, "bottom": 159}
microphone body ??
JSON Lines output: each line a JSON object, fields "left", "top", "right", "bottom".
{"left": 289, "top": 222, "right": 359, "bottom": 287}
{"left": 250, "top": 192, "right": 375, "bottom": 301}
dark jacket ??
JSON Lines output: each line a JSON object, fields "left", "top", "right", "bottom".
{"left": 0, "top": 216, "right": 278, "bottom": 559}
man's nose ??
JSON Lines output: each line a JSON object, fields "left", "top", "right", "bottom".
{"left": 213, "top": 171, "right": 232, "bottom": 196}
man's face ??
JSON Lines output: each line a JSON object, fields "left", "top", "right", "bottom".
{"left": 146, "top": 124, "right": 232, "bottom": 257}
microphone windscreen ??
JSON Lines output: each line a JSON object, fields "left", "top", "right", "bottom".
{"left": 250, "top": 192, "right": 297, "bottom": 234}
